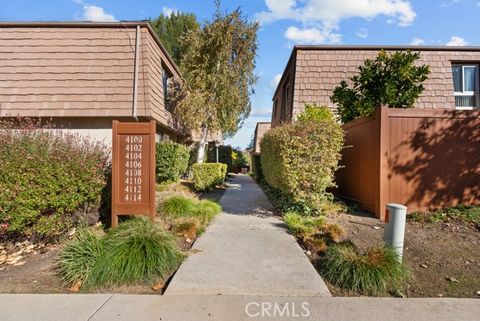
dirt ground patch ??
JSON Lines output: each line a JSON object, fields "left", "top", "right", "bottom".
{"left": 0, "top": 244, "right": 180, "bottom": 294}
{"left": 322, "top": 212, "right": 480, "bottom": 298}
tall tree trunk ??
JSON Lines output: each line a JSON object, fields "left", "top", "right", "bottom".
{"left": 196, "top": 125, "right": 209, "bottom": 163}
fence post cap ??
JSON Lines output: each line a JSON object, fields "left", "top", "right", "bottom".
{"left": 386, "top": 203, "right": 407, "bottom": 211}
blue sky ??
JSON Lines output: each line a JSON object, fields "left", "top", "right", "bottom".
{"left": 2, "top": 0, "right": 479, "bottom": 148}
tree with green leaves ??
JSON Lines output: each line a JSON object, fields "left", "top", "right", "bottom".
{"left": 170, "top": 3, "right": 259, "bottom": 163}
{"left": 331, "top": 50, "right": 430, "bottom": 123}
{"left": 149, "top": 12, "right": 200, "bottom": 67}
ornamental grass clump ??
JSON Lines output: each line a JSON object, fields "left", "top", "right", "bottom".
{"left": 284, "top": 212, "right": 326, "bottom": 238}
{"left": 194, "top": 200, "right": 222, "bottom": 224}
{"left": 58, "top": 229, "right": 105, "bottom": 287}
{"left": 283, "top": 212, "right": 345, "bottom": 253}
{"left": 161, "top": 195, "right": 197, "bottom": 218}
{"left": 160, "top": 195, "right": 222, "bottom": 224}
{"left": 321, "top": 243, "right": 409, "bottom": 294}
{"left": 87, "top": 218, "right": 184, "bottom": 287}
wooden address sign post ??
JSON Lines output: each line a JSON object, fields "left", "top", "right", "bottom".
{"left": 112, "top": 120, "right": 156, "bottom": 228}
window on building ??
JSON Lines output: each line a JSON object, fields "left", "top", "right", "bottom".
{"left": 273, "top": 99, "right": 278, "bottom": 121}
{"left": 162, "top": 66, "right": 173, "bottom": 112}
{"left": 281, "top": 80, "right": 289, "bottom": 122}
{"left": 452, "top": 65, "right": 478, "bottom": 109}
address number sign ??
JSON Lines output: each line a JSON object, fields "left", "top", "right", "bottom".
{"left": 112, "top": 121, "right": 156, "bottom": 227}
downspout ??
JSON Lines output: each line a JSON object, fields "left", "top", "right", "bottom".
{"left": 132, "top": 25, "right": 141, "bottom": 121}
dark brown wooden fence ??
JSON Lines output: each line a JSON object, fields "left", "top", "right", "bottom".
{"left": 335, "top": 107, "right": 480, "bottom": 220}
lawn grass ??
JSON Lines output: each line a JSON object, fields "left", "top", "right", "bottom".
{"left": 410, "top": 205, "right": 480, "bottom": 224}
{"left": 160, "top": 195, "right": 222, "bottom": 224}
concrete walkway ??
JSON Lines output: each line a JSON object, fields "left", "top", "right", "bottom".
{"left": 1, "top": 294, "right": 479, "bottom": 321}
{"left": 164, "top": 174, "right": 330, "bottom": 296}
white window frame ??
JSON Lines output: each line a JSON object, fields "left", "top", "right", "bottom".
{"left": 453, "top": 64, "right": 479, "bottom": 110}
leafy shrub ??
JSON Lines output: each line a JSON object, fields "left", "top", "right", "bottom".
{"left": 32, "top": 214, "right": 75, "bottom": 241}
{"left": 252, "top": 154, "right": 264, "bottom": 182}
{"left": 88, "top": 218, "right": 184, "bottom": 286}
{"left": 321, "top": 243, "right": 409, "bottom": 294}
{"left": 58, "top": 229, "right": 105, "bottom": 286}
{"left": 207, "top": 144, "right": 233, "bottom": 172}
{"left": 232, "top": 148, "right": 249, "bottom": 168}
{"left": 156, "top": 142, "right": 190, "bottom": 183}
{"left": 297, "top": 104, "right": 335, "bottom": 123}
{"left": 192, "top": 163, "right": 227, "bottom": 191}
{"left": 260, "top": 116, "right": 343, "bottom": 213}
{"left": 0, "top": 118, "right": 110, "bottom": 239}
{"left": 331, "top": 50, "right": 430, "bottom": 123}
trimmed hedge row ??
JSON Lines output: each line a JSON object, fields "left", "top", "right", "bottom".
{"left": 156, "top": 142, "right": 190, "bottom": 183}
{"left": 252, "top": 154, "right": 264, "bottom": 182}
{"left": 260, "top": 114, "right": 343, "bottom": 212}
{"left": 207, "top": 144, "right": 233, "bottom": 172}
{"left": 192, "top": 163, "right": 227, "bottom": 191}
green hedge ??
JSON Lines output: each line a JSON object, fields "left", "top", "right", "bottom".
{"left": 260, "top": 117, "right": 343, "bottom": 212}
{"left": 252, "top": 154, "right": 264, "bottom": 182}
{"left": 207, "top": 144, "right": 233, "bottom": 172}
{"left": 192, "top": 163, "right": 227, "bottom": 191}
{"left": 156, "top": 142, "right": 190, "bottom": 183}
{"left": 0, "top": 119, "right": 110, "bottom": 240}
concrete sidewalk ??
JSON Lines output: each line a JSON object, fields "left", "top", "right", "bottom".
{"left": 1, "top": 294, "right": 479, "bottom": 321}
{"left": 164, "top": 174, "right": 331, "bottom": 296}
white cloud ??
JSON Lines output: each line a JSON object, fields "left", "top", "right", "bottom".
{"left": 446, "top": 36, "right": 468, "bottom": 46}
{"left": 356, "top": 28, "right": 368, "bottom": 38}
{"left": 250, "top": 108, "right": 272, "bottom": 117}
{"left": 285, "top": 26, "right": 341, "bottom": 44}
{"left": 73, "top": 1, "right": 116, "bottom": 21}
{"left": 257, "top": 0, "right": 416, "bottom": 27}
{"left": 410, "top": 37, "right": 425, "bottom": 45}
{"left": 270, "top": 74, "right": 282, "bottom": 89}
{"left": 162, "top": 6, "right": 178, "bottom": 16}
{"left": 82, "top": 5, "right": 116, "bottom": 21}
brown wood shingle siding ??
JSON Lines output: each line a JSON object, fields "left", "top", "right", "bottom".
{"left": 0, "top": 27, "right": 139, "bottom": 117}
{"left": 143, "top": 30, "right": 177, "bottom": 130}
{"left": 0, "top": 23, "right": 181, "bottom": 135}
{"left": 272, "top": 47, "right": 480, "bottom": 127}
{"left": 253, "top": 122, "right": 271, "bottom": 154}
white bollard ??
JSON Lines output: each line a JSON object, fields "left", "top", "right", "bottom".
{"left": 383, "top": 203, "right": 407, "bottom": 262}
